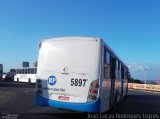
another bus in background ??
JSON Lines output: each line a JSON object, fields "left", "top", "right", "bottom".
{"left": 14, "top": 67, "right": 37, "bottom": 84}
{"left": 0, "top": 64, "right": 3, "bottom": 80}
{"left": 35, "top": 37, "right": 130, "bottom": 113}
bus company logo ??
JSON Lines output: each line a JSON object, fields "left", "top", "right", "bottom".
{"left": 48, "top": 75, "right": 57, "bottom": 86}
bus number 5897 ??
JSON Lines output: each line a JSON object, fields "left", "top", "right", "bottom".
{"left": 71, "top": 78, "right": 87, "bottom": 87}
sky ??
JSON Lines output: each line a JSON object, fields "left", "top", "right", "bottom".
{"left": 0, "top": 0, "right": 160, "bottom": 72}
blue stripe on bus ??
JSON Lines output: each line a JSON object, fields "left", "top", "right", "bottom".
{"left": 35, "top": 93, "right": 101, "bottom": 113}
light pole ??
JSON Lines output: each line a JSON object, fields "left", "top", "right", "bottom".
{"left": 144, "top": 69, "right": 148, "bottom": 85}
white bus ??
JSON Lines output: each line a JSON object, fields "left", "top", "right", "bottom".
{"left": 35, "top": 37, "right": 130, "bottom": 113}
{"left": 14, "top": 67, "right": 37, "bottom": 83}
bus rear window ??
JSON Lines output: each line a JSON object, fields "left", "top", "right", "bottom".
{"left": 41, "top": 41, "right": 98, "bottom": 67}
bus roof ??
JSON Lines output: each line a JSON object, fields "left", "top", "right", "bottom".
{"left": 41, "top": 36, "right": 100, "bottom": 43}
{"left": 40, "top": 36, "right": 128, "bottom": 70}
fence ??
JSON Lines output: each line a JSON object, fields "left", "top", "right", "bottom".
{"left": 128, "top": 83, "right": 160, "bottom": 92}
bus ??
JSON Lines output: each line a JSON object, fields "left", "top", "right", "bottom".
{"left": 14, "top": 67, "right": 37, "bottom": 83}
{"left": 0, "top": 64, "right": 3, "bottom": 80}
{"left": 35, "top": 37, "right": 130, "bottom": 113}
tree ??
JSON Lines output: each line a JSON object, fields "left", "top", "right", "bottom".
{"left": 133, "top": 79, "right": 144, "bottom": 84}
{"left": 128, "top": 77, "right": 144, "bottom": 84}
{"left": 128, "top": 77, "right": 134, "bottom": 83}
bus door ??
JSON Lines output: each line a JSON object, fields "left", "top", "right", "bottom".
{"left": 121, "top": 66, "right": 124, "bottom": 97}
{"left": 109, "top": 55, "right": 116, "bottom": 107}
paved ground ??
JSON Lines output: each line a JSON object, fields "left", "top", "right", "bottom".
{"left": 0, "top": 81, "right": 160, "bottom": 119}
{"left": 115, "top": 89, "right": 160, "bottom": 113}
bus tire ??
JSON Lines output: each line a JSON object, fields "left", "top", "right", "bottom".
{"left": 17, "top": 78, "right": 19, "bottom": 82}
{"left": 28, "top": 78, "right": 31, "bottom": 84}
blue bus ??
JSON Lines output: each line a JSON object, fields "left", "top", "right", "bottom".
{"left": 35, "top": 37, "right": 130, "bottom": 113}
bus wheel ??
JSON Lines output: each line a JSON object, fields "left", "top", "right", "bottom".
{"left": 17, "top": 78, "right": 19, "bottom": 82}
{"left": 28, "top": 78, "right": 31, "bottom": 84}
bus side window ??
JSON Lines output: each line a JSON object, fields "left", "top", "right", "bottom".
{"left": 17, "top": 69, "right": 20, "bottom": 74}
{"left": 124, "top": 67, "right": 128, "bottom": 79}
{"left": 110, "top": 55, "right": 116, "bottom": 79}
{"left": 19, "top": 69, "right": 22, "bottom": 74}
{"left": 35, "top": 68, "right": 37, "bottom": 74}
{"left": 104, "top": 48, "right": 110, "bottom": 64}
{"left": 121, "top": 65, "right": 124, "bottom": 79}
{"left": 115, "top": 60, "right": 119, "bottom": 79}
{"left": 127, "top": 72, "right": 130, "bottom": 80}
{"left": 31, "top": 68, "right": 34, "bottom": 74}
{"left": 119, "top": 63, "right": 122, "bottom": 79}
{"left": 104, "top": 49, "right": 110, "bottom": 79}
{"left": 22, "top": 69, "right": 24, "bottom": 74}
{"left": 25, "top": 69, "right": 27, "bottom": 74}
{"left": 104, "top": 48, "right": 107, "bottom": 63}
{"left": 28, "top": 68, "right": 31, "bottom": 74}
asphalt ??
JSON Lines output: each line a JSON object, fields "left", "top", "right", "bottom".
{"left": 0, "top": 81, "right": 160, "bottom": 119}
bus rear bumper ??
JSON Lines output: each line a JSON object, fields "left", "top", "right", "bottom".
{"left": 35, "top": 94, "right": 101, "bottom": 113}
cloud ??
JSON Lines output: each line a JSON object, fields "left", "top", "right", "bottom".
{"left": 127, "top": 63, "right": 160, "bottom": 81}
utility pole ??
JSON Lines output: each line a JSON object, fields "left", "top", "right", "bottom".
{"left": 144, "top": 69, "right": 148, "bottom": 86}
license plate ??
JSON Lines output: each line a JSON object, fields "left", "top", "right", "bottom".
{"left": 58, "top": 96, "right": 69, "bottom": 101}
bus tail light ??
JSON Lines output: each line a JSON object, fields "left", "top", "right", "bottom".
{"left": 87, "top": 80, "right": 99, "bottom": 102}
{"left": 36, "top": 79, "right": 42, "bottom": 95}
{"left": 90, "top": 88, "right": 98, "bottom": 94}
{"left": 91, "top": 81, "right": 99, "bottom": 88}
